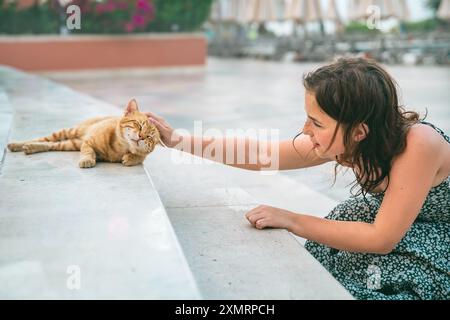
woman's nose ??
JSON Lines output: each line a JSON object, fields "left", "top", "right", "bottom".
{"left": 302, "top": 121, "right": 312, "bottom": 136}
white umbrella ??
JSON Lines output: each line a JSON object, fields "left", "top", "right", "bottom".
{"left": 210, "top": 0, "right": 219, "bottom": 22}
{"left": 350, "top": 0, "right": 409, "bottom": 21}
{"left": 399, "top": 0, "right": 410, "bottom": 21}
{"left": 324, "top": 0, "right": 343, "bottom": 33}
{"left": 324, "top": 0, "right": 342, "bottom": 23}
{"left": 232, "top": 0, "right": 254, "bottom": 24}
{"left": 438, "top": 0, "right": 450, "bottom": 20}
{"left": 209, "top": 0, "right": 226, "bottom": 22}
{"left": 385, "top": 0, "right": 410, "bottom": 21}
{"left": 210, "top": 0, "right": 280, "bottom": 24}
{"left": 210, "top": 0, "right": 237, "bottom": 22}
{"left": 351, "top": 0, "right": 383, "bottom": 20}
{"left": 348, "top": 0, "right": 363, "bottom": 21}
{"left": 285, "top": 0, "right": 323, "bottom": 23}
{"left": 248, "top": 0, "right": 279, "bottom": 23}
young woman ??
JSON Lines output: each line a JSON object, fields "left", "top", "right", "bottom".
{"left": 145, "top": 58, "right": 450, "bottom": 300}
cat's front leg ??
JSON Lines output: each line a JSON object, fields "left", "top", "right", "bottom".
{"left": 122, "top": 153, "right": 145, "bottom": 167}
{"left": 79, "top": 142, "right": 97, "bottom": 168}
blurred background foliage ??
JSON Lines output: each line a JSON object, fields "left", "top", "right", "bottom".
{"left": 0, "top": 0, "right": 214, "bottom": 34}
{"left": 147, "top": 0, "right": 213, "bottom": 32}
{"left": 0, "top": 0, "right": 60, "bottom": 34}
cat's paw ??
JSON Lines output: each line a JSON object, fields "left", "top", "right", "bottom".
{"left": 23, "top": 143, "right": 47, "bottom": 155}
{"left": 122, "top": 154, "right": 141, "bottom": 166}
{"left": 7, "top": 142, "right": 24, "bottom": 152}
{"left": 79, "top": 158, "right": 96, "bottom": 168}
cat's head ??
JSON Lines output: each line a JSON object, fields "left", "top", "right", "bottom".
{"left": 119, "top": 99, "right": 161, "bottom": 153}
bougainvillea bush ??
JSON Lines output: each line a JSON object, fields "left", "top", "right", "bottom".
{"left": 69, "top": 0, "right": 155, "bottom": 33}
{"left": 0, "top": 0, "right": 213, "bottom": 34}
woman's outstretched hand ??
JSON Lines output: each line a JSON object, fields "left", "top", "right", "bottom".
{"left": 245, "top": 205, "right": 296, "bottom": 230}
{"left": 144, "top": 111, "right": 181, "bottom": 148}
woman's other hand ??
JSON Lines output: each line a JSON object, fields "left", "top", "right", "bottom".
{"left": 245, "top": 205, "right": 296, "bottom": 230}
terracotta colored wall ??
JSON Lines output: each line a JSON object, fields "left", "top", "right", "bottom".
{"left": 0, "top": 34, "right": 207, "bottom": 71}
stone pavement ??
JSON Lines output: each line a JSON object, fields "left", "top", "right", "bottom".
{"left": 0, "top": 66, "right": 200, "bottom": 299}
{"left": 1, "top": 65, "right": 354, "bottom": 299}
{"left": 40, "top": 58, "right": 449, "bottom": 299}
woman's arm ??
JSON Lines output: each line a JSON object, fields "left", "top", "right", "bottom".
{"left": 176, "top": 134, "right": 330, "bottom": 171}
{"left": 290, "top": 214, "right": 388, "bottom": 254}
{"left": 175, "top": 135, "right": 269, "bottom": 171}
{"left": 246, "top": 206, "right": 387, "bottom": 254}
{"left": 146, "top": 112, "right": 330, "bottom": 171}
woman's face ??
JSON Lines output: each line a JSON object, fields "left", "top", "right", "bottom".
{"left": 302, "top": 91, "right": 346, "bottom": 160}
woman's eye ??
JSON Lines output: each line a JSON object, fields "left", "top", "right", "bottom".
{"left": 313, "top": 122, "right": 322, "bottom": 128}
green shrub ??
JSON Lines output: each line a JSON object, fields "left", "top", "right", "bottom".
{"left": 344, "top": 21, "right": 381, "bottom": 35}
{"left": 69, "top": 0, "right": 155, "bottom": 34}
{"left": 0, "top": 0, "right": 214, "bottom": 34}
{"left": 147, "top": 0, "right": 213, "bottom": 32}
{"left": 0, "top": 0, "right": 59, "bottom": 34}
{"left": 402, "top": 18, "right": 449, "bottom": 32}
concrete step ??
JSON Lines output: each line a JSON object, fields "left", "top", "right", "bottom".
{"left": 0, "top": 89, "right": 12, "bottom": 167}
{"left": 0, "top": 66, "right": 200, "bottom": 299}
{"left": 144, "top": 147, "right": 354, "bottom": 299}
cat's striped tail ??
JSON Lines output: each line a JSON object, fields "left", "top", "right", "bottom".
{"left": 7, "top": 127, "right": 81, "bottom": 153}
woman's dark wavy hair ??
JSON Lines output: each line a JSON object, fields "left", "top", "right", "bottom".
{"left": 295, "top": 57, "right": 423, "bottom": 198}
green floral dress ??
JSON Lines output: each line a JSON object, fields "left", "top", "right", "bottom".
{"left": 305, "top": 122, "right": 450, "bottom": 300}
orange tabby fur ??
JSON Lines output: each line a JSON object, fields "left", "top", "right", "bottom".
{"left": 7, "top": 99, "right": 160, "bottom": 168}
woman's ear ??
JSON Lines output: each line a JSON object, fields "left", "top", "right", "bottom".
{"left": 353, "top": 123, "right": 369, "bottom": 142}
{"left": 124, "top": 99, "right": 139, "bottom": 116}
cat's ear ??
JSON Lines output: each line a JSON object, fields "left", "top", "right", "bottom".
{"left": 124, "top": 99, "right": 139, "bottom": 116}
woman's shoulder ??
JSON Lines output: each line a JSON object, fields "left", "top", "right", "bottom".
{"left": 406, "top": 122, "right": 447, "bottom": 150}
{"left": 402, "top": 122, "right": 450, "bottom": 183}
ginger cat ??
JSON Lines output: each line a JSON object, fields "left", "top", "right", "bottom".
{"left": 7, "top": 99, "right": 160, "bottom": 168}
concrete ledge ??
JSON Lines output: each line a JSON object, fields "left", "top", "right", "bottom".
{"left": 0, "top": 34, "right": 207, "bottom": 71}
{"left": 0, "top": 65, "right": 200, "bottom": 299}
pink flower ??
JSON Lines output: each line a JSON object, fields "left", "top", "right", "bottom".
{"left": 117, "top": 2, "right": 129, "bottom": 10}
{"left": 95, "top": 4, "right": 107, "bottom": 14}
{"left": 95, "top": 1, "right": 117, "bottom": 13}
{"left": 137, "top": 0, "right": 151, "bottom": 12}
{"left": 105, "top": 2, "right": 116, "bottom": 11}
{"left": 124, "top": 22, "right": 135, "bottom": 33}
{"left": 132, "top": 14, "right": 146, "bottom": 27}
